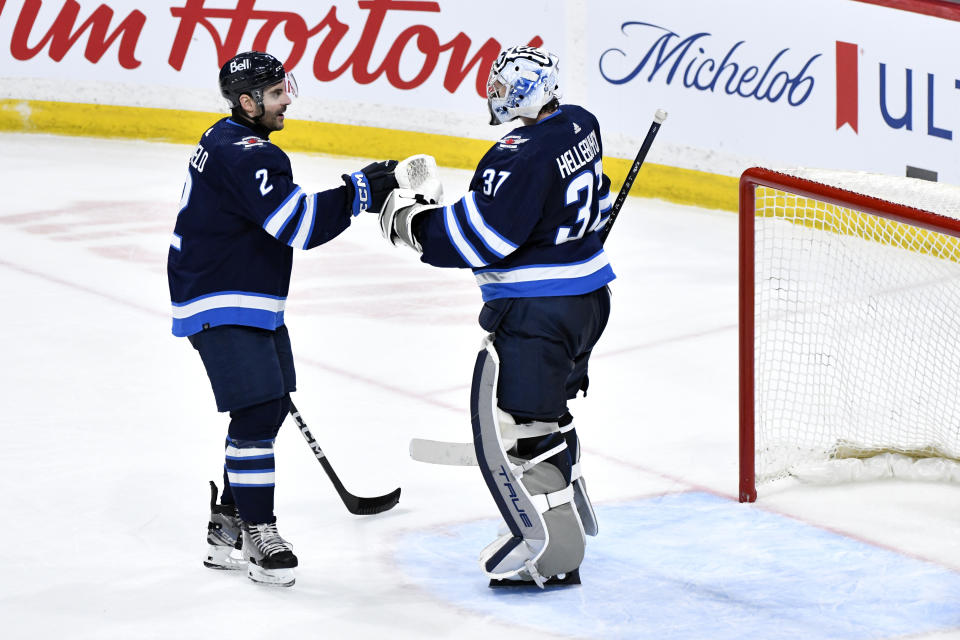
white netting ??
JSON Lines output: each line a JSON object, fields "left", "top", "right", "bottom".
{"left": 751, "top": 168, "right": 960, "bottom": 485}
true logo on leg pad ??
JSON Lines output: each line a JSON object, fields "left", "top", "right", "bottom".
{"left": 498, "top": 465, "right": 534, "bottom": 528}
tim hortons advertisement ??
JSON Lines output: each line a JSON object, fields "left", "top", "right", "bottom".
{"left": 0, "top": 0, "right": 560, "bottom": 130}
{"left": 589, "top": 0, "right": 960, "bottom": 181}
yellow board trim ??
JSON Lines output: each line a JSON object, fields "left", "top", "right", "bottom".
{"left": 0, "top": 98, "right": 738, "bottom": 212}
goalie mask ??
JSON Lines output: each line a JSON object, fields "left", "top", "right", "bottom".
{"left": 486, "top": 46, "right": 560, "bottom": 125}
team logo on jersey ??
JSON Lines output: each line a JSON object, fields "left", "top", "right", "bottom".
{"left": 497, "top": 135, "right": 529, "bottom": 150}
{"left": 234, "top": 136, "right": 268, "bottom": 149}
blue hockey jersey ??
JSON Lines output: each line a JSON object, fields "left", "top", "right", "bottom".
{"left": 167, "top": 117, "right": 352, "bottom": 337}
{"left": 415, "top": 104, "right": 615, "bottom": 301}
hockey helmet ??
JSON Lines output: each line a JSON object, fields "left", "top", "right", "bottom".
{"left": 218, "top": 51, "right": 297, "bottom": 111}
{"left": 486, "top": 45, "right": 560, "bottom": 125}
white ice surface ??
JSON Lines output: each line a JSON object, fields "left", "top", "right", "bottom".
{"left": 0, "top": 133, "right": 958, "bottom": 639}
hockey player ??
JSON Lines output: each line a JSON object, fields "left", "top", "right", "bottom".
{"left": 167, "top": 51, "right": 398, "bottom": 587}
{"left": 379, "top": 46, "right": 613, "bottom": 587}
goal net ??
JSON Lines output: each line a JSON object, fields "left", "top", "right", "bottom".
{"left": 739, "top": 167, "right": 960, "bottom": 502}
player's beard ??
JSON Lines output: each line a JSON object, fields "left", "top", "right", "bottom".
{"left": 264, "top": 107, "right": 286, "bottom": 132}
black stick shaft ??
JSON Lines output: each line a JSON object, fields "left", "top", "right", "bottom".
{"left": 599, "top": 109, "right": 667, "bottom": 244}
{"left": 289, "top": 400, "right": 400, "bottom": 515}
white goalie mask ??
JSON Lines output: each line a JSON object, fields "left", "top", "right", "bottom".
{"left": 486, "top": 46, "right": 560, "bottom": 125}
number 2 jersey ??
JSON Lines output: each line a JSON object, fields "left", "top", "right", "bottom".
{"left": 415, "top": 104, "right": 615, "bottom": 301}
{"left": 167, "top": 117, "right": 352, "bottom": 337}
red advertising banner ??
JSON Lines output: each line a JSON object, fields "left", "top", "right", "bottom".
{"left": 835, "top": 41, "right": 858, "bottom": 133}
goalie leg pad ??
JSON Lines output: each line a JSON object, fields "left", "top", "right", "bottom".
{"left": 560, "top": 413, "right": 598, "bottom": 536}
{"left": 572, "top": 476, "right": 598, "bottom": 537}
{"left": 471, "top": 336, "right": 585, "bottom": 586}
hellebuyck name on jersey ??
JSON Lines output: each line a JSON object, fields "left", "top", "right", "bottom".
{"left": 167, "top": 118, "right": 352, "bottom": 337}
{"left": 415, "top": 105, "right": 615, "bottom": 301}
{"left": 556, "top": 129, "right": 600, "bottom": 179}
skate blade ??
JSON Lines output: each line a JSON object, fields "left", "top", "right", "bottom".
{"left": 489, "top": 568, "right": 580, "bottom": 589}
{"left": 247, "top": 564, "right": 295, "bottom": 587}
{"left": 204, "top": 545, "right": 247, "bottom": 570}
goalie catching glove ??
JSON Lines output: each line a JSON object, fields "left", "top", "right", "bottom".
{"left": 378, "top": 154, "right": 444, "bottom": 252}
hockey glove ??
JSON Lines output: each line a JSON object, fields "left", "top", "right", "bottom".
{"left": 395, "top": 154, "right": 444, "bottom": 204}
{"left": 342, "top": 160, "right": 399, "bottom": 216}
{"left": 379, "top": 188, "right": 438, "bottom": 253}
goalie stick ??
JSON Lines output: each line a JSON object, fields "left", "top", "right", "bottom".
{"left": 409, "top": 110, "right": 668, "bottom": 466}
{"left": 290, "top": 401, "right": 401, "bottom": 515}
{"left": 410, "top": 438, "right": 477, "bottom": 466}
{"left": 598, "top": 109, "right": 668, "bottom": 244}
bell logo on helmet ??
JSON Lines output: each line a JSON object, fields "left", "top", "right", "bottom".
{"left": 230, "top": 58, "right": 251, "bottom": 73}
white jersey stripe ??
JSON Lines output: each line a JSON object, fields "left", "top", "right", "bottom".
{"left": 474, "top": 251, "right": 610, "bottom": 285}
{"left": 444, "top": 205, "right": 486, "bottom": 267}
{"left": 289, "top": 193, "right": 316, "bottom": 249}
{"left": 172, "top": 292, "right": 285, "bottom": 319}
{"left": 462, "top": 192, "right": 517, "bottom": 258}
{"left": 226, "top": 470, "right": 275, "bottom": 486}
{"left": 263, "top": 187, "right": 304, "bottom": 238}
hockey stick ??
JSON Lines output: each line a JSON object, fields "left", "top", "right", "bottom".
{"left": 289, "top": 401, "right": 401, "bottom": 515}
{"left": 410, "top": 438, "right": 477, "bottom": 466}
{"left": 598, "top": 109, "right": 668, "bottom": 244}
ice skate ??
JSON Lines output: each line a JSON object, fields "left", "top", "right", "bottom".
{"left": 242, "top": 521, "right": 298, "bottom": 587}
{"left": 203, "top": 481, "right": 246, "bottom": 570}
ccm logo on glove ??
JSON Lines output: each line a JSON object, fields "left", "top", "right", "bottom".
{"left": 349, "top": 171, "right": 370, "bottom": 216}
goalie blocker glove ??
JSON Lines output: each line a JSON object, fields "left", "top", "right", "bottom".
{"left": 379, "top": 189, "right": 439, "bottom": 252}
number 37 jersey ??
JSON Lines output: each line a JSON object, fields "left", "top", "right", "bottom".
{"left": 416, "top": 104, "right": 615, "bottom": 301}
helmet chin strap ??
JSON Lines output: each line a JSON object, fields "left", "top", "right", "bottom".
{"left": 248, "top": 89, "right": 266, "bottom": 123}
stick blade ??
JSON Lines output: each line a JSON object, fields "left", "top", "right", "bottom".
{"left": 345, "top": 487, "right": 401, "bottom": 515}
{"left": 409, "top": 438, "right": 478, "bottom": 466}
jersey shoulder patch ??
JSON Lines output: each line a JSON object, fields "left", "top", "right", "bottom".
{"left": 496, "top": 134, "right": 531, "bottom": 151}
{"left": 233, "top": 136, "right": 270, "bottom": 149}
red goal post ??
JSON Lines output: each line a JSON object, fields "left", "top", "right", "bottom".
{"left": 739, "top": 167, "right": 960, "bottom": 502}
